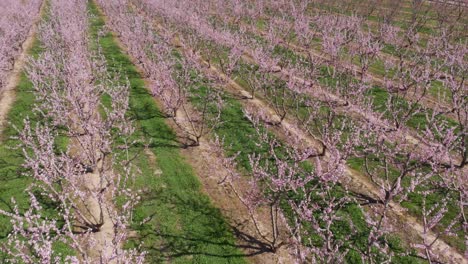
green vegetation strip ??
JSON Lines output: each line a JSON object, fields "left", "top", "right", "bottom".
{"left": 88, "top": 1, "right": 247, "bottom": 263}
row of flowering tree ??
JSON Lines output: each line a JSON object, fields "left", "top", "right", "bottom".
{"left": 0, "top": 0, "right": 145, "bottom": 262}
{"left": 139, "top": 0, "right": 466, "bottom": 175}
{"left": 0, "top": 0, "right": 43, "bottom": 93}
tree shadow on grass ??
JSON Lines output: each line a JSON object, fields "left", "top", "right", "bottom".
{"left": 153, "top": 228, "right": 274, "bottom": 259}
{"left": 134, "top": 192, "right": 275, "bottom": 263}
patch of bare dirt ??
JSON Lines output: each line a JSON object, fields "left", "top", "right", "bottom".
{"left": 68, "top": 134, "right": 119, "bottom": 262}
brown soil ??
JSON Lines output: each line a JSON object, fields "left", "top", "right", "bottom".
{"left": 84, "top": 166, "right": 116, "bottom": 260}
{"left": 0, "top": 2, "right": 45, "bottom": 136}
{"left": 68, "top": 134, "right": 118, "bottom": 262}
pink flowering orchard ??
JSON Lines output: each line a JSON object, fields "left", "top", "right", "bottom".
{"left": 0, "top": 0, "right": 466, "bottom": 263}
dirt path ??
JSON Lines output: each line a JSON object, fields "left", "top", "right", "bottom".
{"left": 67, "top": 133, "right": 118, "bottom": 261}
{"left": 0, "top": 1, "right": 45, "bottom": 136}
{"left": 84, "top": 160, "right": 116, "bottom": 261}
